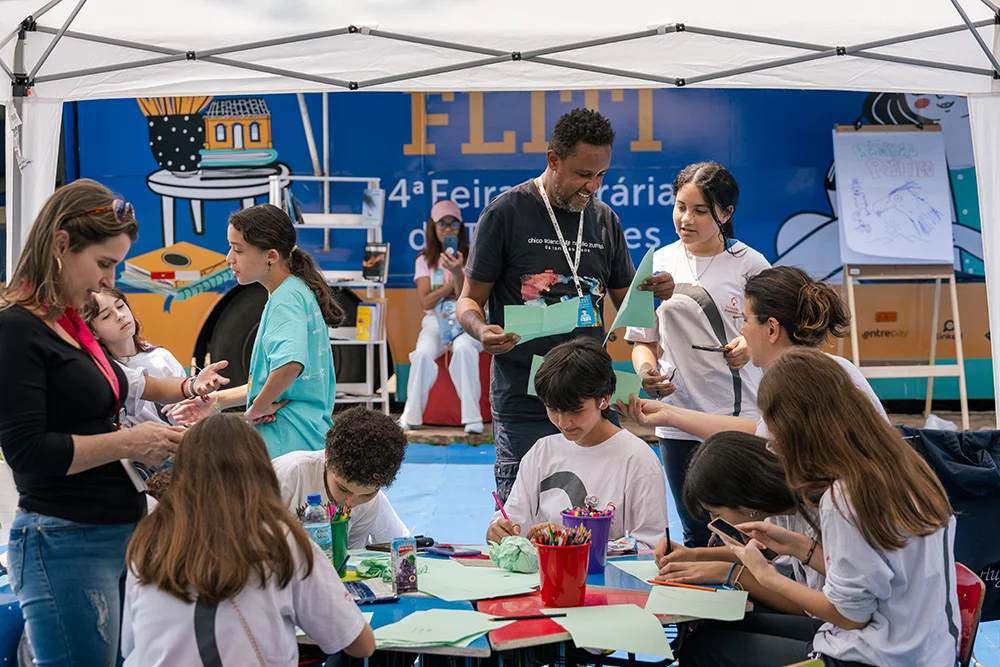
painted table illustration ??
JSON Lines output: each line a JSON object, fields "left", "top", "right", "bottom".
{"left": 146, "top": 163, "right": 291, "bottom": 246}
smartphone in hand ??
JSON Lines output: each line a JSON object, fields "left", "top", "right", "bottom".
{"left": 708, "top": 518, "right": 780, "bottom": 561}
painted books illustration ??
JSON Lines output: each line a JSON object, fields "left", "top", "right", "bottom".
{"left": 119, "top": 242, "right": 234, "bottom": 309}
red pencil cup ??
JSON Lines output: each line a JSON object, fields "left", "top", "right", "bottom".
{"left": 536, "top": 541, "right": 590, "bottom": 608}
{"left": 561, "top": 511, "right": 613, "bottom": 574}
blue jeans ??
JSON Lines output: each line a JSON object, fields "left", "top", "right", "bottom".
{"left": 658, "top": 437, "right": 712, "bottom": 548}
{"left": 7, "top": 510, "right": 136, "bottom": 667}
{"left": 492, "top": 412, "right": 621, "bottom": 504}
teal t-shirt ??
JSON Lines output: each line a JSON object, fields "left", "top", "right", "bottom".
{"left": 248, "top": 276, "right": 336, "bottom": 458}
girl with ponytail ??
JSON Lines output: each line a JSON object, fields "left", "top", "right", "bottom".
{"left": 170, "top": 204, "right": 344, "bottom": 457}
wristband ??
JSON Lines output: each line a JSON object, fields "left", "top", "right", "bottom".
{"left": 803, "top": 538, "right": 819, "bottom": 566}
{"left": 180, "top": 377, "right": 192, "bottom": 400}
{"left": 724, "top": 562, "right": 738, "bottom": 588}
{"left": 732, "top": 565, "right": 747, "bottom": 591}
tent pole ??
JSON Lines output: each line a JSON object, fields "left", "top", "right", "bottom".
{"left": 194, "top": 28, "right": 352, "bottom": 58}
{"left": 0, "top": 0, "right": 65, "bottom": 52}
{"left": 199, "top": 56, "right": 351, "bottom": 88}
{"left": 27, "top": 0, "right": 87, "bottom": 81}
{"left": 980, "top": 0, "right": 1000, "bottom": 13}
{"left": 684, "top": 49, "right": 836, "bottom": 86}
{"left": 0, "top": 58, "right": 13, "bottom": 81}
{"left": 35, "top": 25, "right": 178, "bottom": 53}
{"left": 526, "top": 56, "right": 679, "bottom": 85}
{"left": 7, "top": 20, "right": 28, "bottom": 280}
{"left": 34, "top": 54, "right": 190, "bottom": 83}
{"left": 853, "top": 51, "right": 993, "bottom": 76}
{"left": 950, "top": 0, "right": 1000, "bottom": 74}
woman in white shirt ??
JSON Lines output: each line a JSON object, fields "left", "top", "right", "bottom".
{"left": 399, "top": 199, "right": 484, "bottom": 434}
{"left": 685, "top": 348, "right": 959, "bottom": 667}
{"left": 626, "top": 162, "right": 770, "bottom": 547}
{"left": 122, "top": 414, "right": 375, "bottom": 666}
{"left": 621, "top": 266, "right": 887, "bottom": 444}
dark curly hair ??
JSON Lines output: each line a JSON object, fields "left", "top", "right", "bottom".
{"left": 325, "top": 407, "right": 407, "bottom": 488}
{"left": 548, "top": 108, "right": 616, "bottom": 158}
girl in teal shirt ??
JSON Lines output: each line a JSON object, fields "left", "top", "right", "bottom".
{"left": 172, "top": 204, "right": 343, "bottom": 457}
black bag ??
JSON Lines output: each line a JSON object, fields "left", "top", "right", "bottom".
{"left": 897, "top": 425, "right": 1000, "bottom": 622}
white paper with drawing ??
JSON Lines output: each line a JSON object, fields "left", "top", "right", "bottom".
{"left": 832, "top": 128, "right": 952, "bottom": 264}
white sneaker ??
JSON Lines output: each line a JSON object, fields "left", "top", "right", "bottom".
{"left": 398, "top": 419, "right": 421, "bottom": 431}
{"left": 464, "top": 421, "right": 484, "bottom": 434}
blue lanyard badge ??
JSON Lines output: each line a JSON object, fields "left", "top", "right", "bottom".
{"left": 577, "top": 294, "right": 599, "bottom": 327}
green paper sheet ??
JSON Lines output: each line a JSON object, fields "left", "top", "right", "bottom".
{"left": 610, "top": 370, "right": 642, "bottom": 406}
{"left": 298, "top": 612, "right": 373, "bottom": 637}
{"left": 604, "top": 246, "right": 656, "bottom": 343}
{"left": 504, "top": 297, "right": 581, "bottom": 345}
{"left": 644, "top": 585, "right": 748, "bottom": 622}
{"left": 417, "top": 557, "right": 539, "bottom": 602}
{"left": 545, "top": 604, "right": 673, "bottom": 659}
{"left": 374, "top": 609, "right": 513, "bottom": 649}
{"left": 610, "top": 559, "right": 659, "bottom": 583}
{"left": 527, "top": 355, "right": 544, "bottom": 396}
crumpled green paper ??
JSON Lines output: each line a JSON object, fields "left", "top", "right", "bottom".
{"left": 489, "top": 536, "right": 539, "bottom": 573}
{"left": 355, "top": 556, "right": 430, "bottom": 582}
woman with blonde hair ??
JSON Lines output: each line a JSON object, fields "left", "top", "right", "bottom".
{"left": 122, "top": 414, "right": 375, "bottom": 666}
{"left": 0, "top": 179, "right": 227, "bottom": 665}
{"left": 679, "top": 347, "right": 959, "bottom": 667}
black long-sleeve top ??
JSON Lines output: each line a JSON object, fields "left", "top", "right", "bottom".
{"left": 0, "top": 305, "right": 143, "bottom": 524}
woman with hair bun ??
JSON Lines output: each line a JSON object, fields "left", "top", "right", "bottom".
{"left": 620, "top": 265, "right": 887, "bottom": 442}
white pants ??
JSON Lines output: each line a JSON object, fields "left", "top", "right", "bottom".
{"left": 401, "top": 314, "right": 483, "bottom": 426}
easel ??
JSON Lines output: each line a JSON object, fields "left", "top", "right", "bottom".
{"left": 844, "top": 263, "right": 970, "bottom": 430}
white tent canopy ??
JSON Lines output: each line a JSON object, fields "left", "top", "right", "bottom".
{"left": 3, "top": 0, "right": 1000, "bottom": 413}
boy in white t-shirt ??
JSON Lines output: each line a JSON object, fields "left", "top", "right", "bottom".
{"left": 486, "top": 337, "right": 667, "bottom": 550}
{"left": 272, "top": 407, "right": 409, "bottom": 549}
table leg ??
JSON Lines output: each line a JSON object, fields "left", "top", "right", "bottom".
{"left": 241, "top": 197, "right": 256, "bottom": 209}
{"left": 161, "top": 196, "right": 175, "bottom": 247}
{"left": 190, "top": 200, "right": 204, "bottom": 235}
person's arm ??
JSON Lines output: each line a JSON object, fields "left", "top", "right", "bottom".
{"left": 139, "top": 361, "right": 229, "bottom": 404}
{"left": 619, "top": 395, "right": 757, "bottom": 440}
{"left": 246, "top": 362, "right": 302, "bottom": 421}
{"left": 609, "top": 286, "right": 629, "bottom": 311}
{"left": 363, "top": 492, "right": 410, "bottom": 546}
{"left": 458, "top": 278, "right": 518, "bottom": 354}
{"left": 754, "top": 562, "right": 867, "bottom": 629}
{"left": 212, "top": 384, "right": 250, "bottom": 410}
{"left": 416, "top": 275, "right": 454, "bottom": 311}
{"left": 624, "top": 462, "right": 670, "bottom": 550}
{"left": 655, "top": 560, "right": 807, "bottom": 616}
{"left": 486, "top": 450, "right": 538, "bottom": 542}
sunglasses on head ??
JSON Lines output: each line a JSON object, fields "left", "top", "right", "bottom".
{"left": 64, "top": 199, "right": 135, "bottom": 227}
{"left": 435, "top": 220, "right": 462, "bottom": 230}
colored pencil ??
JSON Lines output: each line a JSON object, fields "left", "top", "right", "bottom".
{"left": 665, "top": 527, "right": 672, "bottom": 556}
{"left": 647, "top": 580, "right": 716, "bottom": 592}
{"left": 492, "top": 491, "right": 510, "bottom": 521}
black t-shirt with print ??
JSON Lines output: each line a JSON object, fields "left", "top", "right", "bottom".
{"left": 465, "top": 179, "right": 635, "bottom": 420}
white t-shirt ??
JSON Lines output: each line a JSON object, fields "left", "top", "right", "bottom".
{"left": 271, "top": 450, "right": 408, "bottom": 549}
{"left": 754, "top": 353, "right": 889, "bottom": 439}
{"left": 118, "top": 348, "right": 187, "bottom": 427}
{"left": 768, "top": 511, "right": 825, "bottom": 595}
{"left": 491, "top": 429, "right": 668, "bottom": 550}
{"left": 812, "top": 483, "right": 960, "bottom": 666}
{"left": 625, "top": 240, "right": 771, "bottom": 440}
{"left": 122, "top": 536, "right": 366, "bottom": 667}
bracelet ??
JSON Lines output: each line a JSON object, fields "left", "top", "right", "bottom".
{"left": 803, "top": 538, "right": 819, "bottom": 566}
{"left": 732, "top": 565, "right": 747, "bottom": 591}
{"left": 188, "top": 376, "right": 198, "bottom": 399}
{"left": 180, "top": 377, "right": 192, "bottom": 400}
{"left": 724, "top": 562, "right": 739, "bottom": 588}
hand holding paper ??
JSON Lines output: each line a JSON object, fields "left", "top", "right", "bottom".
{"left": 504, "top": 297, "right": 581, "bottom": 345}
{"left": 605, "top": 246, "right": 657, "bottom": 344}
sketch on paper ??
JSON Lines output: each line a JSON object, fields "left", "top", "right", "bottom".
{"left": 848, "top": 179, "right": 944, "bottom": 248}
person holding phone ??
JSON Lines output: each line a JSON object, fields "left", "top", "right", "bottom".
{"left": 679, "top": 348, "right": 959, "bottom": 667}
{"left": 651, "top": 431, "right": 823, "bottom": 618}
{"left": 398, "top": 199, "right": 484, "bottom": 434}
{"left": 626, "top": 162, "right": 770, "bottom": 548}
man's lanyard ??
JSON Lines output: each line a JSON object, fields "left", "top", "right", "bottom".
{"left": 535, "top": 177, "right": 585, "bottom": 298}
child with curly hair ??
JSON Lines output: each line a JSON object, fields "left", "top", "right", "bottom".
{"left": 272, "top": 406, "right": 410, "bottom": 548}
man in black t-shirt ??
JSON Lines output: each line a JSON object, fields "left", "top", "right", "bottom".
{"left": 458, "top": 108, "right": 675, "bottom": 502}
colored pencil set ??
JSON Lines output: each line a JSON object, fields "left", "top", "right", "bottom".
{"left": 328, "top": 504, "right": 352, "bottom": 522}
{"left": 563, "top": 505, "right": 614, "bottom": 518}
{"left": 534, "top": 525, "right": 591, "bottom": 546}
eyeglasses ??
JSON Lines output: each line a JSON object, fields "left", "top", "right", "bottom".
{"left": 732, "top": 314, "right": 747, "bottom": 331}
{"left": 65, "top": 199, "right": 135, "bottom": 227}
{"left": 435, "top": 220, "right": 462, "bottom": 230}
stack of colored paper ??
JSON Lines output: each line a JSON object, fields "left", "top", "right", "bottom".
{"left": 374, "top": 610, "right": 513, "bottom": 649}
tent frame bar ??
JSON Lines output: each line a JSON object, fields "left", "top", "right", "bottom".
{"left": 10, "top": 14, "right": 1000, "bottom": 94}
{"left": 950, "top": 0, "right": 1000, "bottom": 74}
{"left": 27, "top": 0, "right": 85, "bottom": 80}
{"left": 0, "top": 0, "right": 63, "bottom": 53}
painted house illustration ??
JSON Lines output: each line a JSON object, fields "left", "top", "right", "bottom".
{"left": 199, "top": 97, "right": 278, "bottom": 168}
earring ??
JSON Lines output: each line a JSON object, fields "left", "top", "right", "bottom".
{"left": 267, "top": 260, "right": 272, "bottom": 273}
{"left": 56, "top": 257, "right": 63, "bottom": 274}
{"left": 749, "top": 510, "right": 758, "bottom": 519}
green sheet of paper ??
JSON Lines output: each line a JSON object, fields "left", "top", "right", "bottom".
{"left": 644, "top": 584, "right": 748, "bottom": 622}
{"left": 527, "top": 355, "right": 544, "bottom": 396}
{"left": 417, "top": 557, "right": 539, "bottom": 602}
{"left": 374, "top": 609, "right": 513, "bottom": 649}
{"left": 610, "top": 370, "right": 642, "bottom": 406}
{"left": 610, "top": 559, "right": 659, "bottom": 583}
{"left": 299, "top": 612, "right": 373, "bottom": 637}
{"left": 604, "top": 246, "right": 656, "bottom": 343}
{"left": 546, "top": 604, "right": 673, "bottom": 659}
{"left": 505, "top": 297, "right": 581, "bottom": 345}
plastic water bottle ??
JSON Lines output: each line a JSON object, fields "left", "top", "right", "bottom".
{"left": 302, "top": 494, "right": 334, "bottom": 563}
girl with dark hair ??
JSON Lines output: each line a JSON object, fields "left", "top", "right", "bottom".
{"left": 122, "top": 414, "right": 375, "bottom": 665}
{"left": 398, "top": 199, "right": 484, "bottom": 434}
{"left": 485, "top": 337, "right": 666, "bottom": 549}
{"left": 685, "top": 348, "right": 959, "bottom": 667}
{"left": 653, "top": 431, "right": 823, "bottom": 617}
{"left": 81, "top": 287, "right": 187, "bottom": 427}
{"left": 625, "top": 162, "right": 770, "bottom": 548}
{"left": 171, "top": 204, "right": 343, "bottom": 458}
